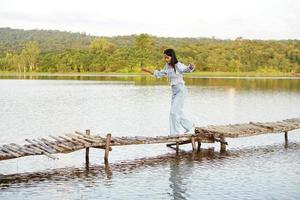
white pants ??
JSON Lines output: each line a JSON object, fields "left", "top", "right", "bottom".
{"left": 169, "top": 83, "right": 193, "bottom": 135}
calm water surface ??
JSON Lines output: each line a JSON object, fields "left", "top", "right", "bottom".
{"left": 0, "top": 75, "right": 300, "bottom": 200}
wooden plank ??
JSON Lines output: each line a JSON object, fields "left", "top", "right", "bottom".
{"left": 65, "top": 134, "right": 91, "bottom": 146}
{"left": 283, "top": 118, "right": 300, "bottom": 123}
{"left": 10, "top": 143, "right": 36, "bottom": 155}
{"left": 0, "top": 151, "right": 12, "bottom": 160}
{"left": 23, "top": 144, "right": 43, "bottom": 154}
{"left": 3, "top": 145, "right": 26, "bottom": 156}
{"left": 0, "top": 149, "right": 11, "bottom": 157}
{"left": 4, "top": 144, "right": 29, "bottom": 155}
{"left": 72, "top": 133, "right": 98, "bottom": 143}
{"left": 250, "top": 122, "right": 274, "bottom": 131}
{"left": 25, "top": 139, "right": 55, "bottom": 154}
{"left": 75, "top": 131, "right": 104, "bottom": 141}
{"left": 32, "top": 139, "right": 57, "bottom": 154}
{"left": 26, "top": 145, "right": 43, "bottom": 154}
{"left": 58, "top": 136, "right": 81, "bottom": 146}
{"left": 0, "top": 150, "right": 7, "bottom": 156}
{"left": 49, "top": 135, "right": 65, "bottom": 143}
{"left": 49, "top": 135, "right": 74, "bottom": 150}
{"left": 39, "top": 138, "right": 64, "bottom": 152}
{"left": 55, "top": 140, "right": 73, "bottom": 151}
{"left": 1, "top": 146, "right": 22, "bottom": 157}
{"left": 166, "top": 140, "right": 191, "bottom": 147}
{"left": 55, "top": 143, "right": 74, "bottom": 151}
{"left": 25, "top": 144, "right": 57, "bottom": 160}
{"left": 2, "top": 144, "right": 25, "bottom": 156}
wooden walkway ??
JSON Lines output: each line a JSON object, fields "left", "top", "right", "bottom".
{"left": 0, "top": 118, "right": 299, "bottom": 163}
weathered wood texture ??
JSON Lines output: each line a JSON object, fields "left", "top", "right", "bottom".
{"left": 0, "top": 118, "right": 299, "bottom": 161}
{"left": 195, "top": 118, "right": 300, "bottom": 138}
{"left": 0, "top": 132, "right": 106, "bottom": 161}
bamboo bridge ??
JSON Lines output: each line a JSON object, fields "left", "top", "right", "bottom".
{"left": 0, "top": 118, "right": 299, "bottom": 165}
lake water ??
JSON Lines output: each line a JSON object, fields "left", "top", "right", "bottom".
{"left": 0, "top": 75, "right": 300, "bottom": 199}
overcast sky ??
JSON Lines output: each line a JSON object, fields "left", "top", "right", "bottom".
{"left": 0, "top": 0, "right": 299, "bottom": 39}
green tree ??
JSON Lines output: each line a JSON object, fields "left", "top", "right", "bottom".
{"left": 20, "top": 41, "right": 40, "bottom": 72}
{"left": 90, "top": 38, "right": 116, "bottom": 54}
{"left": 134, "top": 34, "right": 155, "bottom": 68}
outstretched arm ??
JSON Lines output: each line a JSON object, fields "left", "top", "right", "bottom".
{"left": 142, "top": 66, "right": 168, "bottom": 78}
{"left": 176, "top": 63, "right": 196, "bottom": 73}
{"left": 141, "top": 67, "right": 154, "bottom": 75}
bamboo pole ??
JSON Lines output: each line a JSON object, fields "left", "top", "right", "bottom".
{"left": 39, "top": 138, "right": 64, "bottom": 152}
{"left": 71, "top": 133, "right": 96, "bottom": 143}
{"left": 6, "top": 144, "right": 33, "bottom": 155}
{"left": 58, "top": 136, "right": 80, "bottom": 146}
{"left": 0, "top": 150, "right": 10, "bottom": 159}
{"left": 85, "top": 129, "right": 90, "bottom": 166}
{"left": 166, "top": 140, "right": 191, "bottom": 147}
{"left": 32, "top": 139, "right": 56, "bottom": 153}
{"left": 220, "top": 134, "right": 226, "bottom": 152}
{"left": 75, "top": 131, "right": 106, "bottom": 142}
{"left": 25, "top": 144, "right": 57, "bottom": 160}
{"left": 49, "top": 135, "right": 74, "bottom": 150}
{"left": 191, "top": 136, "right": 196, "bottom": 151}
{"left": 2, "top": 145, "right": 23, "bottom": 157}
{"left": 65, "top": 134, "right": 90, "bottom": 146}
{"left": 104, "top": 133, "right": 112, "bottom": 165}
{"left": 176, "top": 141, "right": 179, "bottom": 153}
{"left": 284, "top": 131, "right": 288, "bottom": 143}
{"left": 11, "top": 143, "right": 38, "bottom": 155}
{"left": 197, "top": 141, "right": 201, "bottom": 151}
{"left": 25, "top": 139, "right": 55, "bottom": 154}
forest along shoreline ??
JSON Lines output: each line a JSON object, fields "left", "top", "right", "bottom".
{"left": 0, "top": 71, "right": 299, "bottom": 78}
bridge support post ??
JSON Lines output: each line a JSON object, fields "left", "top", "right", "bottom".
{"left": 191, "top": 136, "right": 196, "bottom": 151}
{"left": 284, "top": 131, "right": 288, "bottom": 143}
{"left": 104, "top": 133, "right": 112, "bottom": 165}
{"left": 85, "top": 129, "right": 90, "bottom": 168}
{"left": 220, "top": 134, "right": 226, "bottom": 152}
{"left": 176, "top": 142, "right": 179, "bottom": 154}
{"left": 197, "top": 141, "right": 201, "bottom": 151}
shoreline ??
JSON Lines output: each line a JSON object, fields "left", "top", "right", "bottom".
{"left": 0, "top": 71, "right": 299, "bottom": 78}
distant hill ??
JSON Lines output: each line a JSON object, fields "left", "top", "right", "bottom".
{"left": 0, "top": 27, "right": 218, "bottom": 53}
{"left": 0, "top": 27, "right": 96, "bottom": 53}
{"left": 0, "top": 27, "right": 299, "bottom": 73}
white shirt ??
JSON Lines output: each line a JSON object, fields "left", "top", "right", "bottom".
{"left": 153, "top": 62, "right": 195, "bottom": 85}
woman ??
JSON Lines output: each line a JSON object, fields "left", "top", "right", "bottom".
{"left": 142, "top": 48, "right": 195, "bottom": 136}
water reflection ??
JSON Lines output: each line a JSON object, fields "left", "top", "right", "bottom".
{"left": 1, "top": 74, "right": 300, "bottom": 92}
{"left": 0, "top": 148, "right": 219, "bottom": 188}
{"left": 1, "top": 142, "right": 299, "bottom": 199}
{"left": 169, "top": 156, "right": 187, "bottom": 200}
{"left": 2, "top": 142, "right": 297, "bottom": 189}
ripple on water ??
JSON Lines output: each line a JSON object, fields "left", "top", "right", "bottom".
{"left": 0, "top": 143, "right": 300, "bottom": 199}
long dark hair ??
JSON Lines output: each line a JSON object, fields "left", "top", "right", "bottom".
{"left": 164, "top": 49, "right": 178, "bottom": 72}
